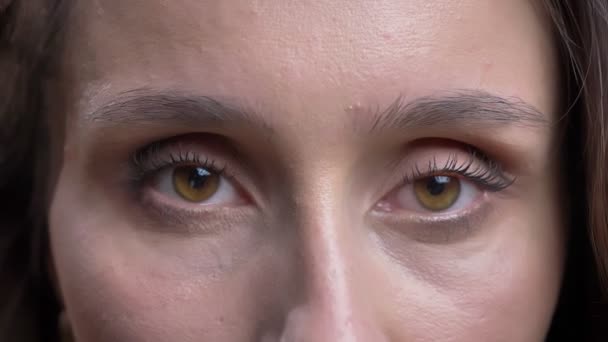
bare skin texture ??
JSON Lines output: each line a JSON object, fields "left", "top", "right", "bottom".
{"left": 49, "top": 1, "right": 564, "bottom": 341}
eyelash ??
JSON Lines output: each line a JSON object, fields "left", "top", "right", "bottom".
{"left": 131, "top": 141, "right": 513, "bottom": 198}
{"left": 402, "top": 149, "right": 515, "bottom": 192}
{"left": 130, "top": 142, "right": 228, "bottom": 183}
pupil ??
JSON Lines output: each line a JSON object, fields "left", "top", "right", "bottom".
{"left": 426, "top": 176, "right": 450, "bottom": 196}
{"left": 188, "top": 167, "right": 211, "bottom": 189}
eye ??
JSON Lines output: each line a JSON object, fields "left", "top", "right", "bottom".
{"left": 173, "top": 166, "right": 221, "bottom": 202}
{"left": 379, "top": 175, "right": 481, "bottom": 214}
{"left": 413, "top": 175, "right": 461, "bottom": 211}
{"left": 153, "top": 165, "right": 241, "bottom": 205}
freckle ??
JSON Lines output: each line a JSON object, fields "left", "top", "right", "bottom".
{"left": 381, "top": 32, "right": 393, "bottom": 41}
{"left": 479, "top": 62, "right": 493, "bottom": 86}
{"left": 482, "top": 62, "right": 494, "bottom": 76}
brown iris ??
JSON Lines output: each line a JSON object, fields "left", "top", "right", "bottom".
{"left": 172, "top": 166, "right": 220, "bottom": 202}
{"left": 414, "top": 176, "right": 461, "bottom": 211}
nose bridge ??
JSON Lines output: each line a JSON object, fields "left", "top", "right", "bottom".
{"left": 278, "top": 176, "right": 387, "bottom": 342}
{"left": 303, "top": 209, "right": 355, "bottom": 339}
{"left": 286, "top": 203, "right": 359, "bottom": 341}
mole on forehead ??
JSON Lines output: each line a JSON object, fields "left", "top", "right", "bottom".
{"left": 345, "top": 103, "right": 366, "bottom": 112}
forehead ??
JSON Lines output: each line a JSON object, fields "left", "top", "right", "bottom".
{"left": 64, "top": 0, "right": 557, "bottom": 123}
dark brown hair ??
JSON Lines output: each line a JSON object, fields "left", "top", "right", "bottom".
{"left": 0, "top": 0, "right": 607, "bottom": 341}
{"left": 0, "top": 0, "right": 68, "bottom": 341}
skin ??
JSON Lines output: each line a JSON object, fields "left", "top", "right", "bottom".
{"left": 49, "top": 0, "right": 564, "bottom": 341}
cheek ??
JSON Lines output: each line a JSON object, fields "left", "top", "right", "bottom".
{"left": 48, "top": 174, "right": 293, "bottom": 342}
{"left": 384, "top": 218, "right": 563, "bottom": 340}
{"left": 49, "top": 223, "right": 292, "bottom": 341}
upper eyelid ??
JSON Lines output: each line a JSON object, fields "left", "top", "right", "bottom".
{"left": 135, "top": 149, "right": 225, "bottom": 172}
{"left": 401, "top": 152, "right": 515, "bottom": 191}
{"left": 129, "top": 141, "right": 233, "bottom": 182}
{"left": 412, "top": 153, "right": 482, "bottom": 178}
{"left": 131, "top": 136, "right": 513, "bottom": 190}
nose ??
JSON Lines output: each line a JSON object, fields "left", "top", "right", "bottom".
{"left": 276, "top": 298, "right": 387, "bottom": 342}
{"left": 271, "top": 194, "right": 389, "bottom": 342}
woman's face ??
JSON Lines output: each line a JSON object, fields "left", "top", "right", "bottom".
{"left": 49, "top": 0, "right": 564, "bottom": 341}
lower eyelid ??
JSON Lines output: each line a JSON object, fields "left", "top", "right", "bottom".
{"left": 379, "top": 175, "right": 484, "bottom": 214}
{"left": 370, "top": 192, "right": 493, "bottom": 244}
{"left": 137, "top": 188, "right": 259, "bottom": 235}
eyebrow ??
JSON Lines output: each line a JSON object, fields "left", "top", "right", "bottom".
{"left": 88, "top": 88, "right": 273, "bottom": 132}
{"left": 87, "top": 88, "right": 548, "bottom": 134}
{"left": 366, "top": 90, "right": 548, "bottom": 133}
